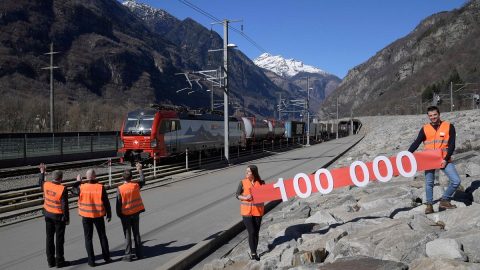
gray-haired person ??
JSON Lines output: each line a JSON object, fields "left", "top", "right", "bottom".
{"left": 72, "top": 169, "right": 112, "bottom": 267}
{"left": 39, "top": 163, "right": 71, "bottom": 268}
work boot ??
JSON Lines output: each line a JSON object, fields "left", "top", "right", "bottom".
{"left": 56, "top": 261, "right": 71, "bottom": 268}
{"left": 425, "top": 204, "right": 434, "bottom": 214}
{"left": 439, "top": 199, "right": 457, "bottom": 210}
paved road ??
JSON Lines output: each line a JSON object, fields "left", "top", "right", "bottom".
{"left": 0, "top": 135, "right": 362, "bottom": 270}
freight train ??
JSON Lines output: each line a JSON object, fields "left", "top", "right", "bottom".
{"left": 118, "top": 105, "right": 361, "bottom": 164}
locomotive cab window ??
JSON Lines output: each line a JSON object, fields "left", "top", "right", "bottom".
{"left": 123, "top": 116, "right": 155, "bottom": 135}
{"left": 159, "top": 120, "right": 181, "bottom": 133}
{"left": 171, "top": 120, "right": 181, "bottom": 131}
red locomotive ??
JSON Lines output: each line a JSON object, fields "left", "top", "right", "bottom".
{"left": 118, "top": 105, "right": 290, "bottom": 164}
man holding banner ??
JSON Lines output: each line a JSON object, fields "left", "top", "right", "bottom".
{"left": 408, "top": 106, "right": 461, "bottom": 214}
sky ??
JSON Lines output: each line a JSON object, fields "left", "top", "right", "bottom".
{"left": 139, "top": 0, "right": 468, "bottom": 78}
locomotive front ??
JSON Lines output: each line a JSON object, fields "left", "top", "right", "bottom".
{"left": 118, "top": 109, "right": 168, "bottom": 164}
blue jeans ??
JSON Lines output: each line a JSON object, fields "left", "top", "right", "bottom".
{"left": 424, "top": 163, "right": 461, "bottom": 204}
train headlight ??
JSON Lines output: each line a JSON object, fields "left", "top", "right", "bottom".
{"left": 150, "top": 139, "right": 157, "bottom": 148}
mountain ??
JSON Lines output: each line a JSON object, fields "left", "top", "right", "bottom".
{"left": 320, "top": 0, "right": 480, "bottom": 118}
{"left": 122, "top": 0, "right": 180, "bottom": 36}
{"left": 122, "top": 0, "right": 289, "bottom": 118}
{"left": 254, "top": 53, "right": 329, "bottom": 78}
{"left": 0, "top": 0, "right": 200, "bottom": 132}
{"left": 254, "top": 53, "right": 341, "bottom": 113}
{"left": 0, "top": 0, "right": 289, "bottom": 132}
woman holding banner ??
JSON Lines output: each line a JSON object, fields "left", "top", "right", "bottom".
{"left": 236, "top": 165, "right": 265, "bottom": 261}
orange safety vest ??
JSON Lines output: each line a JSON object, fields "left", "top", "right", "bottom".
{"left": 119, "top": 182, "right": 145, "bottom": 216}
{"left": 240, "top": 179, "right": 264, "bottom": 217}
{"left": 78, "top": 183, "right": 106, "bottom": 218}
{"left": 43, "top": 181, "right": 65, "bottom": 215}
{"left": 423, "top": 121, "right": 450, "bottom": 159}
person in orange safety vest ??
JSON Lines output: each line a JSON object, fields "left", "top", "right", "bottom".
{"left": 116, "top": 163, "right": 145, "bottom": 262}
{"left": 408, "top": 105, "right": 461, "bottom": 214}
{"left": 235, "top": 165, "right": 265, "bottom": 261}
{"left": 72, "top": 169, "right": 112, "bottom": 267}
{"left": 38, "top": 163, "right": 71, "bottom": 268}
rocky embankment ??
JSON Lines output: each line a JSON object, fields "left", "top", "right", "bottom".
{"left": 204, "top": 109, "right": 480, "bottom": 270}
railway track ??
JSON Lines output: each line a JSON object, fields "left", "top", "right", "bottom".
{"left": 0, "top": 140, "right": 309, "bottom": 225}
{"left": 0, "top": 157, "right": 122, "bottom": 178}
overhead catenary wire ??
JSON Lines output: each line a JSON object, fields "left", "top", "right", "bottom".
{"left": 177, "top": 0, "right": 267, "bottom": 53}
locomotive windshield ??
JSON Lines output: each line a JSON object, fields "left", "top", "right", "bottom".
{"left": 123, "top": 111, "right": 156, "bottom": 135}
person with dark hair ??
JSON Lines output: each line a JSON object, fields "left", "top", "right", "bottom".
{"left": 72, "top": 169, "right": 112, "bottom": 267}
{"left": 235, "top": 165, "right": 265, "bottom": 261}
{"left": 408, "top": 105, "right": 461, "bottom": 214}
{"left": 38, "top": 163, "right": 71, "bottom": 268}
{"left": 116, "top": 163, "right": 145, "bottom": 262}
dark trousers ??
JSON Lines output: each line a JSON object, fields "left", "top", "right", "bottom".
{"left": 120, "top": 214, "right": 142, "bottom": 258}
{"left": 45, "top": 217, "right": 66, "bottom": 265}
{"left": 82, "top": 217, "right": 110, "bottom": 264}
{"left": 242, "top": 216, "right": 262, "bottom": 254}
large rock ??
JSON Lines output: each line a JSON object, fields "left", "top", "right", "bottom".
{"left": 276, "top": 246, "right": 298, "bottom": 268}
{"left": 392, "top": 204, "right": 426, "bottom": 219}
{"left": 329, "top": 218, "right": 436, "bottom": 263}
{"left": 329, "top": 196, "right": 413, "bottom": 223}
{"left": 440, "top": 230, "right": 480, "bottom": 263}
{"left": 409, "top": 257, "right": 480, "bottom": 270}
{"left": 291, "top": 249, "right": 327, "bottom": 266}
{"left": 304, "top": 210, "right": 338, "bottom": 226}
{"left": 405, "top": 214, "right": 444, "bottom": 234}
{"left": 305, "top": 192, "right": 356, "bottom": 211}
{"left": 426, "top": 238, "right": 467, "bottom": 261}
{"left": 255, "top": 239, "right": 298, "bottom": 267}
{"left": 355, "top": 182, "right": 413, "bottom": 205}
{"left": 316, "top": 256, "right": 408, "bottom": 270}
{"left": 472, "top": 188, "right": 480, "bottom": 204}
{"left": 295, "top": 228, "right": 348, "bottom": 265}
{"left": 266, "top": 218, "right": 315, "bottom": 249}
{"left": 427, "top": 204, "right": 480, "bottom": 230}
{"left": 466, "top": 163, "right": 480, "bottom": 177}
{"left": 268, "top": 200, "right": 312, "bottom": 221}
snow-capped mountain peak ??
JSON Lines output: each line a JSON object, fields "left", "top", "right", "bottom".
{"left": 122, "top": 0, "right": 176, "bottom": 22}
{"left": 254, "top": 53, "right": 328, "bottom": 78}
